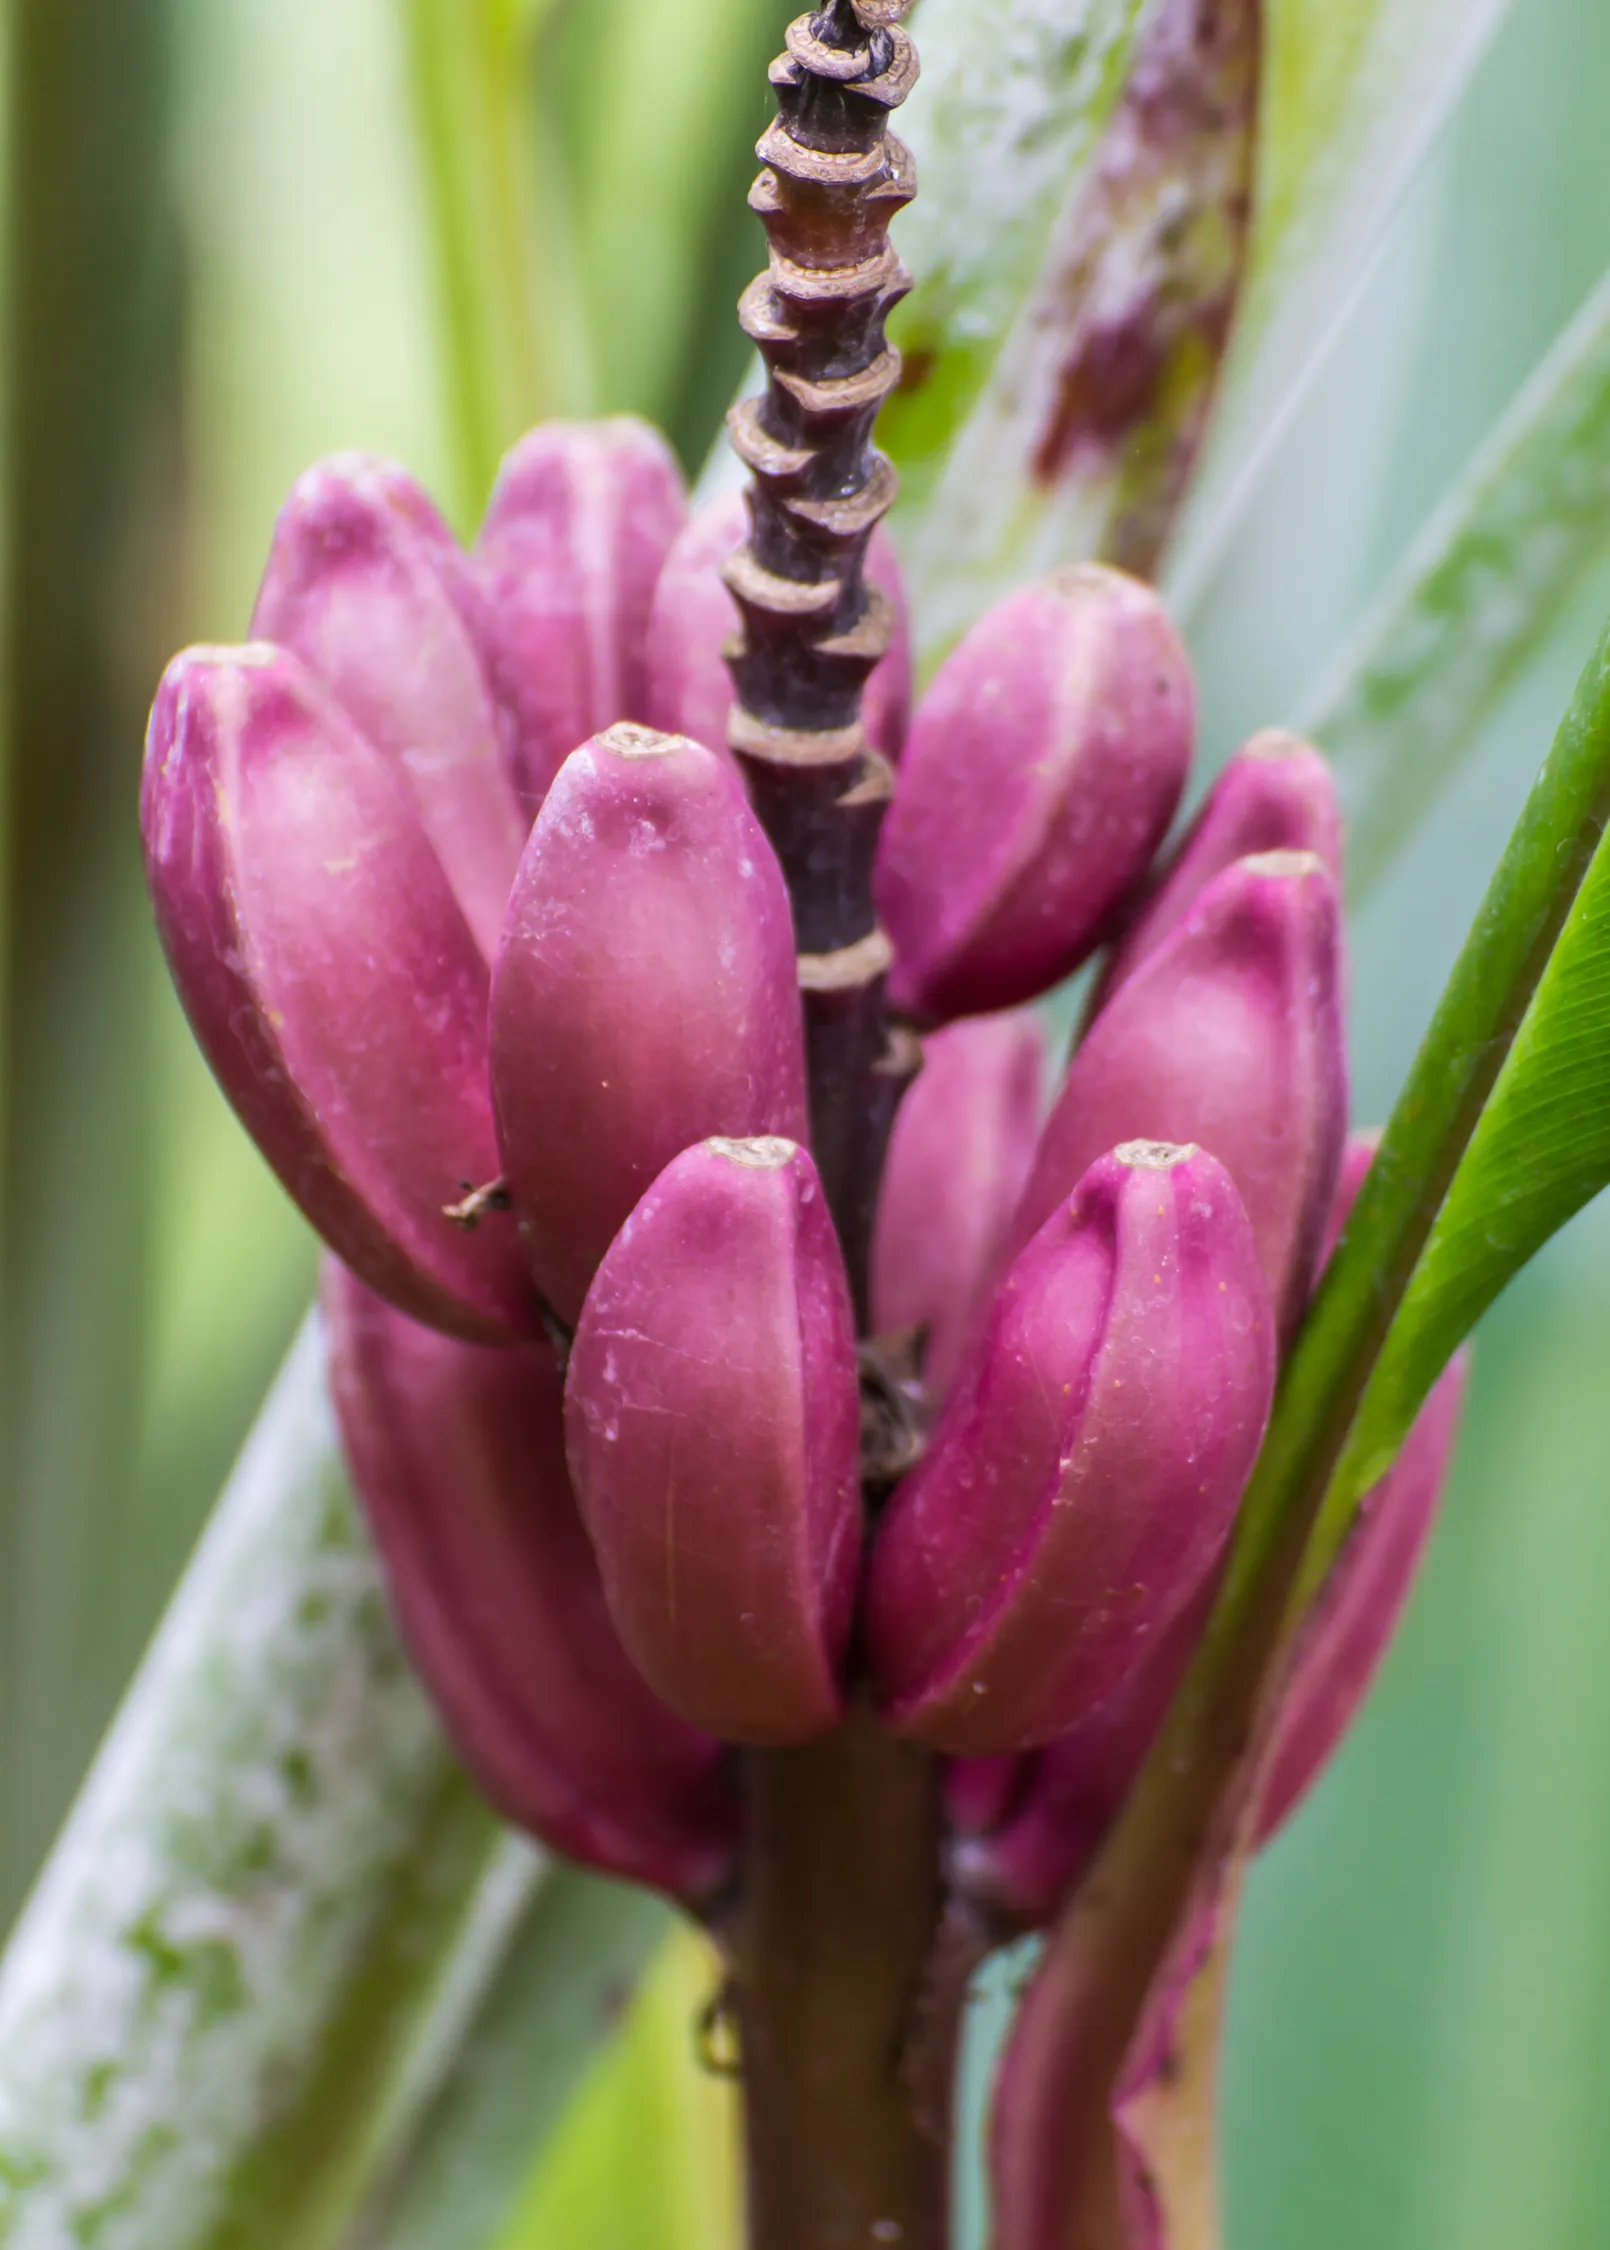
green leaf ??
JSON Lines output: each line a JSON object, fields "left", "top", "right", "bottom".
{"left": 1313, "top": 667, "right": 1610, "bottom": 1567}
{"left": 0, "top": 1326, "right": 521, "bottom": 2250}
{"left": 550, "top": 0, "right": 791, "bottom": 456}
{"left": 1172, "top": 0, "right": 1516, "bottom": 608}
{"left": 0, "top": 0, "right": 183, "bottom": 1926}
{"left": 891, "top": 0, "right": 1266, "bottom": 654}
{"left": 400, "top": 0, "right": 584, "bottom": 523}
{"left": 1243, "top": 607, "right": 1610, "bottom": 1621}
{"left": 494, "top": 1923, "right": 740, "bottom": 2250}
{"left": 351, "top": 1864, "right": 670, "bottom": 2250}
{"left": 1298, "top": 263, "right": 1610, "bottom": 897}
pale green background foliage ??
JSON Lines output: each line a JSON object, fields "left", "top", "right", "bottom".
{"left": 4, "top": 0, "right": 1610, "bottom": 2244}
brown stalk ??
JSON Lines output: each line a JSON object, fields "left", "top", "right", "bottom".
{"left": 725, "top": 13, "right": 954, "bottom": 2250}
{"left": 723, "top": 0, "right": 920, "bottom": 1324}
{"left": 737, "top": 1708, "right": 951, "bottom": 2250}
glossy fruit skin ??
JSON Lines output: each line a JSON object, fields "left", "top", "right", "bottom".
{"left": 876, "top": 564, "right": 1195, "bottom": 1024}
{"left": 1095, "top": 728, "right": 1342, "bottom": 1008}
{"left": 1011, "top": 850, "right": 1349, "bottom": 1341}
{"left": 325, "top": 1262, "right": 738, "bottom": 1903}
{"left": 565, "top": 1137, "right": 862, "bottom": 1747}
{"left": 250, "top": 450, "right": 526, "bottom": 961}
{"left": 868, "top": 1142, "right": 1276, "bottom": 1756}
{"left": 141, "top": 642, "right": 536, "bottom": 1342}
{"left": 490, "top": 722, "right": 808, "bottom": 1323}
{"left": 871, "top": 1010, "right": 1047, "bottom": 1403}
{"left": 475, "top": 417, "right": 689, "bottom": 819}
{"left": 951, "top": 1132, "right": 1466, "bottom": 1930}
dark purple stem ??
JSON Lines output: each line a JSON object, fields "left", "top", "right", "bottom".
{"left": 725, "top": 13, "right": 955, "bottom": 2250}
{"left": 722, "top": 0, "right": 920, "bottom": 1324}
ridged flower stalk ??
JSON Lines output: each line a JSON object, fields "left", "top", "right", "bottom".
{"left": 721, "top": 14, "right": 953, "bottom": 2249}
{"left": 723, "top": 0, "right": 920, "bottom": 1316}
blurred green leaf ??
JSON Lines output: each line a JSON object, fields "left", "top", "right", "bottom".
{"left": 1240, "top": 605, "right": 1610, "bottom": 1620}
{"left": 550, "top": 0, "right": 790, "bottom": 463}
{"left": 351, "top": 1863, "right": 670, "bottom": 2250}
{"left": 0, "top": 0, "right": 185, "bottom": 1926}
{"left": 0, "top": 1328, "right": 495, "bottom": 2250}
{"left": 1299, "top": 262, "right": 1610, "bottom": 896}
{"left": 891, "top": 0, "right": 1257, "bottom": 656}
{"left": 1172, "top": 0, "right": 1516, "bottom": 609}
{"left": 496, "top": 1923, "right": 740, "bottom": 2250}
{"left": 400, "top": 0, "right": 584, "bottom": 522}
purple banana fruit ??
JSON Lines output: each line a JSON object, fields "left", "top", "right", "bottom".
{"left": 325, "top": 1260, "right": 737, "bottom": 1902}
{"left": 1097, "top": 727, "right": 1343, "bottom": 1007}
{"left": 565, "top": 1137, "right": 861, "bottom": 1746}
{"left": 142, "top": 643, "right": 535, "bottom": 1342}
{"left": 954, "top": 1132, "right": 1464, "bottom": 1929}
{"left": 877, "top": 565, "right": 1194, "bottom": 1024}
{"left": 490, "top": 721, "right": 808, "bottom": 1322}
{"left": 1012, "top": 850, "right": 1348, "bottom": 1339}
{"left": 475, "top": 417, "right": 688, "bottom": 819}
{"left": 871, "top": 1010, "right": 1047, "bottom": 1401}
{"left": 868, "top": 1142, "right": 1275, "bottom": 1756}
{"left": 250, "top": 451, "right": 525, "bottom": 960}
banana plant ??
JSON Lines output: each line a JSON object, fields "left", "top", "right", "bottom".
{"left": 12, "top": 1, "right": 1610, "bottom": 2247}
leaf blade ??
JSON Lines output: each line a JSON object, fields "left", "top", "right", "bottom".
{"left": 890, "top": 0, "right": 1258, "bottom": 654}
{"left": 0, "top": 1324, "right": 639, "bottom": 2250}
{"left": 0, "top": 1324, "right": 451, "bottom": 2247}
{"left": 886, "top": 0, "right": 1145, "bottom": 500}
{"left": 1170, "top": 0, "right": 1516, "bottom": 611}
{"left": 400, "top": 0, "right": 583, "bottom": 521}
{"left": 1299, "top": 264, "right": 1610, "bottom": 896}
{"left": 1318, "top": 760, "right": 1610, "bottom": 1550}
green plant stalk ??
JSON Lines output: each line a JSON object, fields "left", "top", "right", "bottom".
{"left": 400, "top": 0, "right": 581, "bottom": 523}
{"left": 1310, "top": 702, "right": 1610, "bottom": 1583}
{"left": 1013, "top": 607, "right": 1610, "bottom": 2229}
{"left": 1301, "top": 261, "right": 1610, "bottom": 899}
